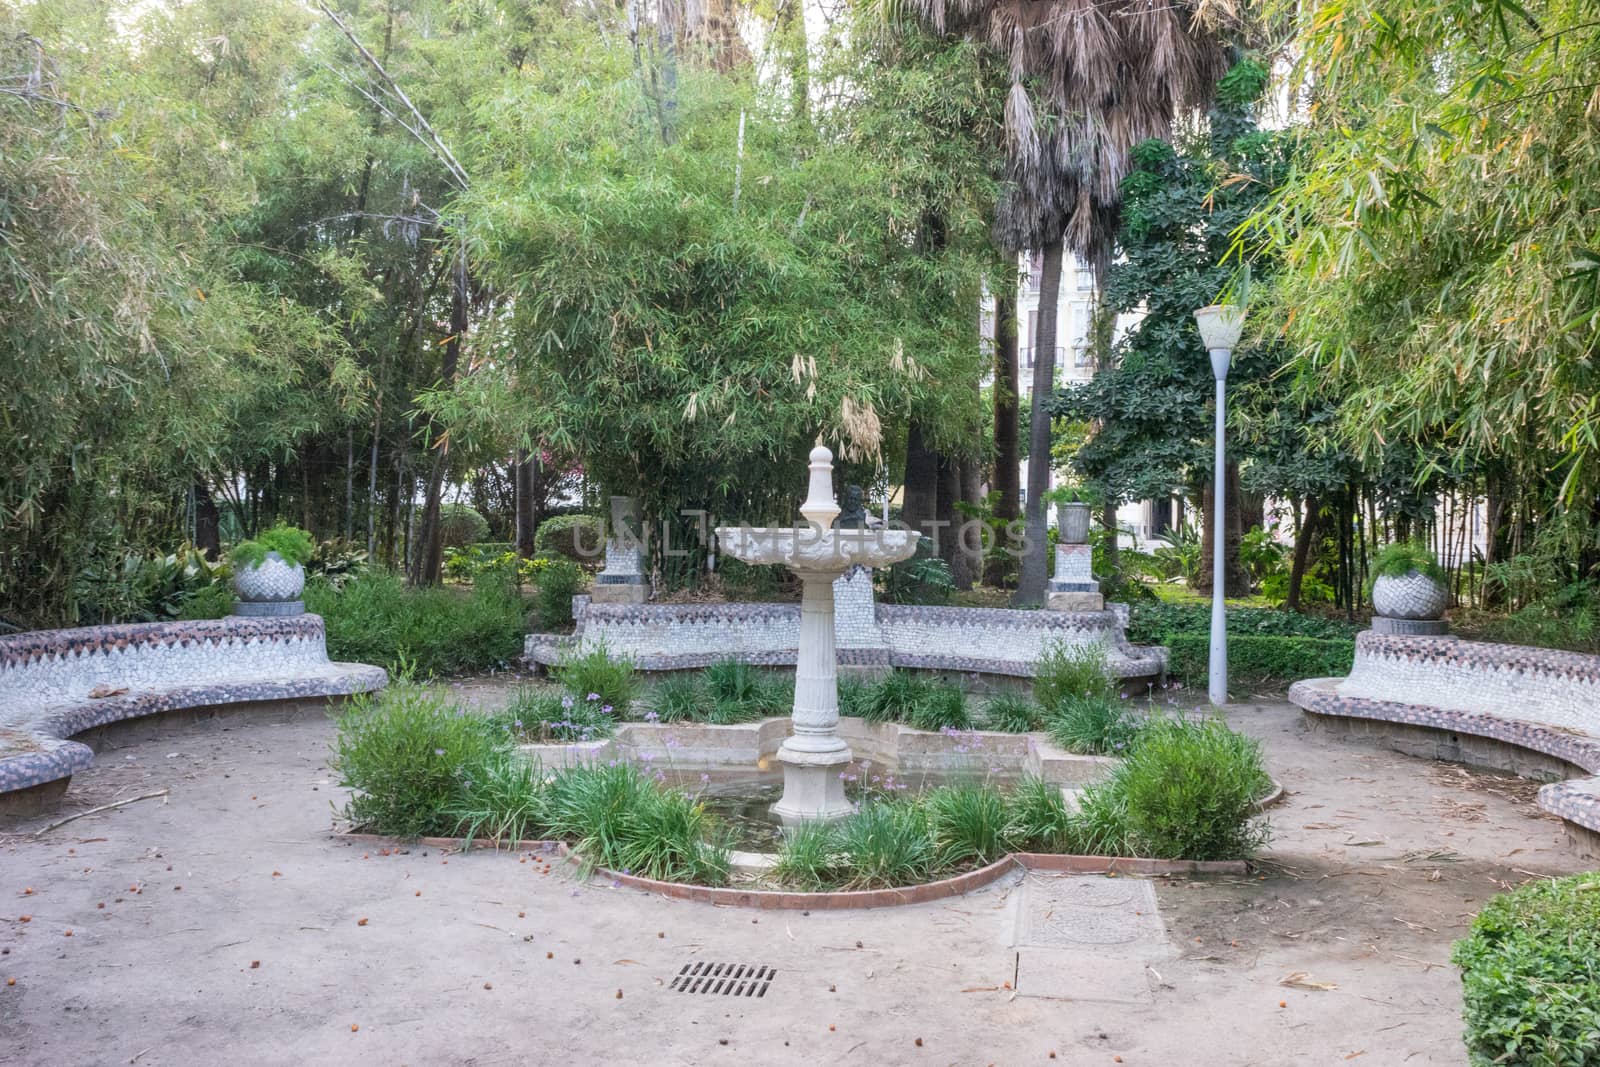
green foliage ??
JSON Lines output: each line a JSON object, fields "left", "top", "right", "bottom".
{"left": 305, "top": 572, "right": 527, "bottom": 676}
{"left": 1164, "top": 634, "right": 1355, "bottom": 689}
{"left": 647, "top": 675, "right": 706, "bottom": 724}
{"left": 331, "top": 682, "right": 502, "bottom": 838}
{"left": 486, "top": 687, "right": 615, "bottom": 743}
{"left": 533, "top": 557, "right": 586, "bottom": 630}
{"left": 1370, "top": 540, "right": 1445, "bottom": 585}
{"left": 856, "top": 670, "right": 970, "bottom": 730}
{"left": 879, "top": 555, "right": 957, "bottom": 606}
{"left": 905, "top": 682, "right": 972, "bottom": 732}
{"left": 552, "top": 645, "right": 637, "bottom": 716}
{"left": 770, "top": 821, "right": 842, "bottom": 891}
{"left": 703, "top": 660, "right": 792, "bottom": 724}
{"left": 1004, "top": 775, "right": 1074, "bottom": 853}
{"left": 540, "top": 762, "right": 729, "bottom": 884}
{"left": 231, "top": 524, "right": 316, "bottom": 569}
{"left": 830, "top": 800, "right": 936, "bottom": 889}
{"left": 1126, "top": 601, "right": 1361, "bottom": 644}
{"left": 449, "top": 750, "right": 544, "bottom": 848}
{"left": 175, "top": 581, "right": 235, "bottom": 620}
{"left": 1452, "top": 873, "right": 1600, "bottom": 1067}
{"left": 306, "top": 540, "right": 370, "bottom": 590}
{"left": 1151, "top": 522, "right": 1204, "bottom": 584}
{"left": 438, "top": 504, "right": 490, "bottom": 548}
{"left": 924, "top": 783, "right": 1010, "bottom": 867}
{"left": 1112, "top": 717, "right": 1271, "bottom": 861}
{"left": 66, "top": 546, "right": 229, "bottom": 624}
{"left": 1047, "top": 695, "right": 1141, "bottom": 755}
{"left": 982, "top": 692, "right": 1044, "bottom": 733}
{"left": 534, "top": 515, "right": 603, "bottom": 564}
{"left": 1032, "top": 641, "right": 1117, "bottom": 710}
{"left": 1468, "top": 581, "right": 1600, "bottom": 654}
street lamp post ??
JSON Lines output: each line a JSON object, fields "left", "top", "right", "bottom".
{"left": 1193, "top": 304, "right": 1246, "bottom": 707}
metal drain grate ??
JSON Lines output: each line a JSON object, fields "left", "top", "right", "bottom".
{"left": 669, "top": 962, "right": 776, "bottom": 997}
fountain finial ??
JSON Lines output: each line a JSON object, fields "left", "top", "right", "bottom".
{"left": 799, "top": 445, "right": 840, "bottom": 531}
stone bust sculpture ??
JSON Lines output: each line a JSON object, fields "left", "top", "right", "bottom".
{"left": 834, "top": 484, "right": 868, "bottom": 529}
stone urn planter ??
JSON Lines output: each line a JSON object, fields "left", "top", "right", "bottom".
{"left": 1371, "top": 570, "right": 1448, "bottom": 621}
{"left": 232, "top": 551, "right": 306, "bottom": 617}
{"left": 1057, "top": 502, "right": 1092, "bottom": 545}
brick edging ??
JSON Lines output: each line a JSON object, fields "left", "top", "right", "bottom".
{"left": 336, "top": 833, "right": 1246, "bottom": 909}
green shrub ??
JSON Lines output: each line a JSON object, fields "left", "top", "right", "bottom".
{"left": 552, "top": 644, "right": 637, "bottom": 714}
{"left": 1125, "top": 601, "right": 1360, "bottom": 645}
{"left": 1004, "top": 775, "right": 1073, "bottom": 853}
{"left": 305, "top": 572, "right": 527, "bottom": 676}
{"left": 438, "top": 503, "right": 490, "bottom": 548}
{"left": 534, "top": 556, "right": 586, "bottom": 630}
{"left": 1071, "top": 780, "right": 1133, "bottom": 856}
{"left": 983, "top": 692, "right": 1044, "bottom": 733}
{"left": 1452, "top": 872, "right": 1600, "bottom": 1066}
{"left": 925, "top": 783, "right": 1009, "bottom": 867}
{"left": 905, "top": 682, "right": 971, "bottom": 732}
{"left": 704, "top": 660, "right": 791, "bottom": 723}
{"left": 772, "top": 821, "right": 843, "bottom": 890}
{"left": 647, "top": 674, "right": 705, "bottom": 723}
{"left": 306, "top": 538, "right": 369, "bottom": 589}
{"left": 1370, "top": 539, "right": 1445, "bottom": 586}
{"left": 231, "top": 522, "right": 316, "bottom": 569}
{"left": 1047, "top": 694, "right": 1140, "bottom": 755}
{"left": 330, "top": 683, "right": 501, "bottom": 838}
{"left": 838, "top": 675, "right": 873, "bottom": 719}
{"left": 1112, "top": 716, "right": 1271, "bottom": 861}
{"left": 1163, "top": 633, "right": 1354, "bottom": 689}
{"left": 535, "top": 514, "right": 604, "bottom": 563}
{"left": 175, "top": 580, "right": 234, "bottom": 620}
{"left": 878, "top": 553, "right": 955, "bottom": 605}
{"left": 1033, "top": 641, "right": 1117, "bottom": 710}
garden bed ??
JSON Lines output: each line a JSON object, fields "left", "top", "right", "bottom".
{"left": 335, "top": 832, "right": 1249, "bottom": 910}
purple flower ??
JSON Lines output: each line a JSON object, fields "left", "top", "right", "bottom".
{"left": 433, "top": 748, "right": 446, "bottom": 756}
{"left": 587, "top": 692, "right": 600, "bottom": 702}
{"left": 644, "top": 710, "right": 659, "bottom": 723}
{"left": 561, "top": 695, "right": 575, "bottom": 710}
{"left": 602, "top": 704, "right": 614, "bottom": 715}
{"left": 700, "top": 773, "right": 710, "bottom": 784}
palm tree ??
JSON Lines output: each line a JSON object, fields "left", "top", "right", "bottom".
{"left": 906, "top": 0, "right": 1228, "bottom": 603}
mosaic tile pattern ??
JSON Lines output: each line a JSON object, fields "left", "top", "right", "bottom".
{"left": 526, "top": 591, "right": 1167, "bottom": 680}
{"left": 1289, "top": 632, "right": 1600, "bottom": 842}
{"left": 0, "top": 616, "right": 385, "bottom": 799}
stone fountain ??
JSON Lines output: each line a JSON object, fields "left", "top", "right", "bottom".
{"left": 715, "top": 446, "right": 920, "bottom": 824}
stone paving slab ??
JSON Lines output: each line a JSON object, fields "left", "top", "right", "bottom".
{"left": 1011, "top": 874, "right": 1172, "bottom": 1003}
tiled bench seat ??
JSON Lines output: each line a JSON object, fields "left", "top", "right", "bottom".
{"left": 1289, "top": 632, "right": 1600, "bottom": 859}
{"left": 526, "top": 596, "right": 1168, "bottom": 684}
{"left": 0, "top": 616, "right": 386, "bottom": 816}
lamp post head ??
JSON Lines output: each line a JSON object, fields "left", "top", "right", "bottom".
{"left": 1194, "top": 304, "right": 1245, "bottom": 379}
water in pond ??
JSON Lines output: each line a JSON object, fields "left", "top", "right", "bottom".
{"left": 675, "top": 769, "right": 1021, "bottom": 853}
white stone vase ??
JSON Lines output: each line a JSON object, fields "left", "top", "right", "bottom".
{"left": 233, "top": 551, "right": 306, "bottom": 604}
{"left": 1057, "top": 502, "right": 1092, "bottom": 545}
{"left": 1371, "top": 569, "right": 1447, "bottom": 620}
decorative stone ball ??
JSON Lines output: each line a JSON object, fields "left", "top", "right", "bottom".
{"left": 233, "top": 551, "right": 306, "bottom": 603}
{"left": 1371, "top": 569, "right": 1448, "bottom": 620}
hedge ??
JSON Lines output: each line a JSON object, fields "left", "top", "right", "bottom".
{"left": 1128, "top": 601, "right": 1361, "bottom": 645}
{"left": 1162, "top": 633, "right": 1355, "bottom": 689}
{"left": 1452, "top": 873, "right": 1600, "bottom": 1066}
{"left": 535, "top": 514, "right": 603, "bottom": 563}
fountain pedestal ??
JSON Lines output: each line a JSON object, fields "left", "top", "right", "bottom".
{"left": 716, "top": 446, "right": 919, "bottom": 825}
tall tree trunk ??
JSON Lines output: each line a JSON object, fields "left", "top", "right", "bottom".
{"left": 936, "top": 453, "right": 971, "bottom": 590}
{"left": 1239, "top": 489, "right": 1265, "bottom": 534}
{"left": 408, "top": 249, "right": 467, "bottom": 587}
{"left": 1015, "top": 237, "right": 1063, "bottom": 606}
{"left": 1197, "top": 460, "right": 1247, "bottom": 595}
{"left": 515, "top": 450, "right": 541, "bottom": 557}
{"left": 1285, "top": 494, "right": 1320, "bottom": 613}
{"left": 988, "top": 277, "right": 1020, "bottom": 588}
{"left": 193, "top": 479, "right": 221, "bottom": 558}
{"left": 902, "top": 420, "right": 939, "bottom": 540}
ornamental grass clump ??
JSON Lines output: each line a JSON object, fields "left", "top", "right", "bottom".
{"left": 983, "top": 692, "right": 1044, "bottom": 733}
{"left": 1004, "top": 775, "right": 1075, "bottom": 853}
{"left": 541, "top": 762, "right": 729, "bottom": 884}
{"left": 552, "top": 644, "right": 637, "bottom": 715}
{"left": 331, "top": 682, "right": 501, "bottom": 838}
{"left": 831, "top": 800, "right": 936, "bottom": 888}
{"left": 924, "top": 782, "right": 1009, "bottom": 868}
{"left": 703, "top": 660, "right": 792, "bottom": 723}
{"left": 858, "top": 670, "right": 970, "bottom": 730}
{"left": 487, "top": 686, "right": 615, "bottom": 743}
{"left": 1047, "top": 694, "right": 1141, "bottom": 755}
{"left": 771, "top": 821, "right": 843, "bottom": 891}
{"left": 1452, "top": 872, "right": 1600, "bottom": 1066}
{"left": 647, "top": 674, "right": 705, "bottom": 723}
{"left": 1033, "top": 641, "right": 1117, "bottom": 711}
{"left": 449, "top": 750, "right": 544, "bottom": 848}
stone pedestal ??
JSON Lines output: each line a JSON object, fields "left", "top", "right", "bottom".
{"left": 772, "top": 572, "right": 855, "bottom": 824}
{"left": 590, "top": 540, "right": 647, "bottom": 604}
{"left": 1047, "top": 542, "right": 1102, "bottom": 611}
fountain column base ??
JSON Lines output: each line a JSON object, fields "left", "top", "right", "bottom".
{"left": 771, "top": 744, "right": 854, "bottom": 826}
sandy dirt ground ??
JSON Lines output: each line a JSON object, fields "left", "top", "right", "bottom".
{"left": 0, "top": 689, "right": 1590, "bottom": 1067}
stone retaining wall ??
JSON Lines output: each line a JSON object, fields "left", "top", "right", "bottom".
{"left": 0, "top": 616, "right": 386, "bottom": 814}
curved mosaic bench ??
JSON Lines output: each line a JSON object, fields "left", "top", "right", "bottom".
{"left": 1289, "top": 632, "right": 1600, "bottom": 859}
{"left": 526, "top": 588, "right": 1167, "bottom": 683}
{"left": 0, "top": 616, "right": 386, "bottom": 816}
